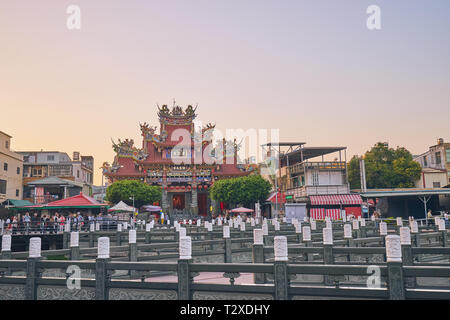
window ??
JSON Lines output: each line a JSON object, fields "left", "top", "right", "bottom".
{"left": 16, "top": 189, "right": 19, "bottom": 197}
{"left": 3, "top": 163, "right": 8, "bottom": 171}
{"left": 5, "top": 140, "right": 9, "bottom": 149}
{"left": 17, "top": 167, "right": 20, "bottom": 175}
{"left": 47, "top": 155, "right": 55, "bottom": 161}
{"left": 32, "top": 168, "right": 42, "bottom": 176}
{"left": 433, "top": 182, "right": 441, "bottom": 188}
{"left": 448, "top": 172, "right": 450, "bottom": 184}
{"left": 423, "top": 156, "right": 428, "bottom": 167}
{"left": 77, "top": 170, "right": 80, "bottom": 178}
{"left": 446, "top": 149, "right": 450, "bottom": 164}
{"left": 0, "top": 179, "right": 6, "bottom": 194}
{"left": 23, "top": 155, "right": 29, "bottom": 162}
{"left": 312, "top": 170, "right": 319, "bottom": 186}
{"left": 436, "top": 152, "right": 442, "bottom": 165}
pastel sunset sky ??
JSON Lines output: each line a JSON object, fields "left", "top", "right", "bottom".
{"left": 1, "top": 0, "right": 449, "bottom": 185}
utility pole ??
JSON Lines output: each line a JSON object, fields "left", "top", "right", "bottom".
{"left": 359, "top": 158, "right": 367, "bottom": 192}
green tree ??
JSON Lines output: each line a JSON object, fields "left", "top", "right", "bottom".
{"left": 105, "top": 180, "right": 162, "bottom": 208}
{"left": 209, "top": 175, "right": 272, "bottom": 208}
{"left": 348, "top": 155, "right": 361, "bottom": 190}
{"left": 348, "top": 143, "right": 421, "bottom": 189}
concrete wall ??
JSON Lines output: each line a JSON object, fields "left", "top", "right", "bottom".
{"left": 0, "top": 132, "right": 23, "bottom": 201}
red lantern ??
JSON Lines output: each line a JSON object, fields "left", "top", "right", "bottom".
{"left": 198, "top": 185, "right": 203, "bottom": 190}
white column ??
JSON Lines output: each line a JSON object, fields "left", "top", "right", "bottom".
{"left": 400, "top": 227, "right": 411, "bottom": 245}
{"left": 323, "top": 228, "right": 333, "bottom": 245}
{"left": 223, "top": 226, "right": 230, "bottom": 238}
{"left": 253, "top": 229, "right": 263, "bottom": 245}
{"left": 179, "top": 236, "right": 192, "bottom": 260}
{"left": 129, "top": 229, "right": 136, "bottom": 244}
{"left": 98, "top": 237, "right": 110, "bottom": 259}
{"left": 274, "top": 236, "right": 288, "bottom": 261}
{"left": 379, "top": 222, "right": 388, "bottom": 236}
{"left": 385, "top": 235, "right": 402, "bottom": 262}
{"left": 70, "top": 231, "right": 79, "bottom": 247}
{"left": 344, "top": 224, "right": 352, "bottom": 239}
{"left": 1, "top": 234, "right": 11, "bottom": 252}
{"left": 29, "top": 237, "right": 41, "bottom": 258}
{"left": 302, "top": 226, "right": 311, "bottom": 241}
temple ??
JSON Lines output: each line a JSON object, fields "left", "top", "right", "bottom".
{"left": 103, "top": 104, "right": 254, "bottom": 217}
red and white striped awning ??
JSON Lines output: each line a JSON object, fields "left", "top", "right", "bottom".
{"left": 309, "top": 194, "right": 362, "bottom": 206}
{"left": 310, "top": 208, "right": 341, "bottom": 220}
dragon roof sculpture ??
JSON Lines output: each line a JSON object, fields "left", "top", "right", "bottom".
{"left": 112, "top": 138, "right": 148, "bottom": 161}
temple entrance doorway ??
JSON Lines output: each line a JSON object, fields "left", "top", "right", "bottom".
{"left": 198, "top": 193, "right": 207, "bottom": 216}
{"left": 172, "top": 193, "right": 185, "bottom": 210}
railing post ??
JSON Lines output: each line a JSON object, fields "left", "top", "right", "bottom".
{"left": 379, "top": 222, "right": 388, "bottom": 248}
{"left": 352, "top": 219, "right": 360, "bottom": 239}
{"left": 262, "top": 222, "right": 269, "bottom": 246}
{"left": 322, "top": 228, "right": 334, "bottom": 285}
{"left": 1, "top": 234, "right": 12, "bottom": 260}
{"left": 438, "top": 220, "right": 447, "bottom": 247}
{"left": 360, "top": 219, "right": 367, "bottom": 238}
{"left": 89, "top": 223, "right": 95, "bottom": 248}
{"left": 274, "top": 221, "right": 280, "bottom": 236}
{"left": 96, "top": 237, "right": 110, "bottom": 300}
{"left": 129, "top": 230, "right": 137, "bottom": 277}
{"left": 178, "top": 236, "right": 192, "bottom": 300}
{"left": 25, "top": 237, "right": 42, "bottom": 300}
{"left": 207, "top": 223, "right": 214, "bottom": 250}
{"left": 63, "top": 223, "right": 70, "bottom": 249}
{"left": 223, "top": 226, "right": 232, "bottom": 263}
{"left": 70, "top": 231, "right": 80, "bottom": 260}
{"left": 302, "top": 226, "right": 313, "bottom": 261}
{"left": 273, "top": 236, "right": 289, "bottom": 300}
{"left": 400, "top": 227, "right": 415, "bottom": 288}
{"left": 396, "top": 217, "right": 403, "bottom": 234}
{"left": 344, "top": 223, "right": 353, "bottom": 262}
{"left": 128, "top": 230, "right": 137, "bottom": 261}
{"left": 1, "top": 235, "right": 12, "bottom": 276}
{"left": 386, "top": 235, "right": 405, "bottom": 300}
{"left": 410, "top": 220, "right": 420, "bottom": 257}
{"left": 145, "top": 223, "right": 151, "bottom": 244}
{"left": 116, "top": 223, "right": 122, "bottom": 247}
{"left": 252, "top": 229, "right": 265, "bottom": 284}
{"left": 295, "top": 222, "right": 302, "bottom": 244}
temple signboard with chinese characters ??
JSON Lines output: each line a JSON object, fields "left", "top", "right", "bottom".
{"left": 104, "top": 104, "right": 254, "bottom": 216}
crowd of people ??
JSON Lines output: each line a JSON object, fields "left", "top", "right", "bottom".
{"left": 0, "top": 211, "right": 142, "bottom": 234}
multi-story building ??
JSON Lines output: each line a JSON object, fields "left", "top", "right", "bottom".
{"left": 17, "top": 150, "right": 94, "bottom": 203}
{"left": 261, "top": 142, "right": 362, "bottom": 219}
{"left": 414, "top": 138, "right": 450, "bottom": 188}
{"left": 0, "top": 131, "right": 24, "bottom": 202}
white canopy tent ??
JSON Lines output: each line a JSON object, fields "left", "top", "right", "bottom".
{"left": 108, "top": 201, "right": 136, "bottom": 212}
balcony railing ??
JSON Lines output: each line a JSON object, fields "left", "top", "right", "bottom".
{"left": 288, "top": 161, "right": 346, "bottom": 175}
{"left": 285, "top": 184, "right": 350, "bottom": 198}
